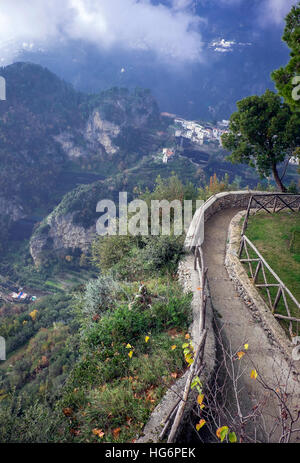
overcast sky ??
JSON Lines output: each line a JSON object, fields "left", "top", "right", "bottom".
{"left": 0, "top": 0, "right": 297, "bottom": 65}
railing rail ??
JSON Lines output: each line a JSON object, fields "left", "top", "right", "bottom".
{"left": 239, "top": 234, "right": 300, "bottom": 338}
{"left": 162, "top": 245, "right": 208, "bottom": 443}
{"left": 242, "top": 193, "right": 300, "bottom": 236}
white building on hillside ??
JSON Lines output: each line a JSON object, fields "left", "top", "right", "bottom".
{"left": 162, "top": 148, "right": 175, "bottom": 163}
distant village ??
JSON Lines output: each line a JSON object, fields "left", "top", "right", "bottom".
{"left": 173, "top": 117, "right": 229, "bottom": 146}
{"left": 160, "top": 115, "right": 230, "bottom": 163}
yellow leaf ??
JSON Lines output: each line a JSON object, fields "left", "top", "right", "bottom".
{"left": 216, "top": 426, "right": 229, "bottom": 441}
{"left": 128, "top": 351, "right": 133, "bottom": 358}
{"left": 197, "top": 394, "right": 204, "bottom": 406}
{"left": 29, "top": 309, "right": 38, "bottom": 321}
{"left": 126, "top": 343, "right": 132, "bottom": 349}
{"left": 196, "top": 419, "right": 206, "bottom": 431}
{"left": 145, "top": 336, "right": 150, "bottom": 343}
{"left": 200, "top": 404, "right": 205, "bottom": 409}
{"left": 92, "top": 428, "right": 104, "bottom": 438}
{"left": 244, "top": 344, "right": 249, "bottom": 350}
{"left": 185, "top": 356, "right": 194, "bottom": 366}
{"left": 171, "top": 345, "right": 177, "bottom": 350}
{"left": 237, "top": 351, "right": 245, "bottom": 360}
{"left": 251, "top": 369, "right": 258, "bottom": 379}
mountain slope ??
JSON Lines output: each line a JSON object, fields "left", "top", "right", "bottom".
{"left": 0, "top": 62, "right": 162, "bottom": 248}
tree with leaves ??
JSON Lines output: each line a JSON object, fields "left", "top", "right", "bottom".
{"left": 221, "top": 90, "right": 300, "bottom": 192}
{"left": 272, "top": 2, "right": 300, "bottom": 111}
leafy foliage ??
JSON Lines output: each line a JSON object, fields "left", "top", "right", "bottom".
{"left": 0, "top": 293, "right": 78, "bottom": 355}
{"left": 0, "top": 393, "right": 68, "bottom": 443}
{"left": 0, "top": 155, "right": 196, "bottom": 442}
{"left": 272, "top": 2, "right": 300, "bottom": 111}
{"left": 81, "top": 274, "right": 120, "bottom": 319}
{"left": 59, "top": 280, "right": 192, "bottom": 442}
{"left": 222, "top": 90, "right": 300, "bottom": 191}
{"left": 141, "top": 234, "right": 185, "bottom": 273}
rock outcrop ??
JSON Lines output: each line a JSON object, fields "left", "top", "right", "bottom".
{"left": 30, "top": 212, "right": 96, "bottom": 266}
{"left": 54, "top": 110, "right": 121, "bottom": 160}
{"left": 85, "top": 111, "right": 120, "bottom": 156}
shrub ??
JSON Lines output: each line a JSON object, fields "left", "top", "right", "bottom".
{"left": 142, "top": 234, "right": 185, "bottom": 273}
{"left": 82, "top": 274, "right": 119, "bottom": 318}
{"left": 83, "top": 303, "right": 152, "bottom": 351}
{"left": 91, "top": 234, "right": 142, "bottom": 272}
{"left": 152, "top": 294, "right": 192, "bottom": 330}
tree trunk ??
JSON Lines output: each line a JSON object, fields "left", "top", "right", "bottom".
{"left": 272, "top": 163, "right": 287, "bottom": 192}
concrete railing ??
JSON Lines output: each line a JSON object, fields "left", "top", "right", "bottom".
{"left": 185, "top": 191, "right": 300, "bottom": 250}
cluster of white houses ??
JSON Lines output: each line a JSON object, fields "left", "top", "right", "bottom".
{"left": 174, "top": 118, "right": 230, "bottom": 147}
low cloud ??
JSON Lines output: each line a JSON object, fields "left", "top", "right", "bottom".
{"left": 0, "top": 0, "right": 204, "bottom": 65}
{"left": 0, "top": 0, "right": 295, "bottom": 67}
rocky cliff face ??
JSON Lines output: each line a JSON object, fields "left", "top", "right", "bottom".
{"left": 54, "top": 89, "right": 160, "bottom": 162}
{"left": 30, "top": 212, "right": 96, "bottom": 266}
{"left": 0, "top": 196, "right": 26, "bottom": 252}
{"left": 54, "top": 109, "right": 121, "bottom": 160}
{"left": 29, "top": 173, "right": 120, "bottom": 266}
{"left": 85, "top": 110, "right": 120, "bottom": 156}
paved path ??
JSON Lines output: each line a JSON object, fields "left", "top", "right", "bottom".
{"left": 202, "top": 208, "right": 300, "bottom": 443}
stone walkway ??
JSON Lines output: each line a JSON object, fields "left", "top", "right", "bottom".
{"left": 202, "top": 208, "right": 300, "bottom": 443}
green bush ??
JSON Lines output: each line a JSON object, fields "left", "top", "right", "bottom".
{"left": 83, "top": 303, "right": 152, "bottom": 351}
{"left": 142, "top": 234, "right": 185, "bottom": 273}
{"left": 152, "top": 294, "right": 192, "bottom": 330}
{"left": 91, "top": 234, "right": 144, "bottom": 272}
{"left": 82, "top": 274, "right": 119, "bottom": 318}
